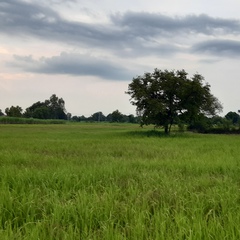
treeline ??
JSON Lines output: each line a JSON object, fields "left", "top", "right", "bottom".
{"left": 189, "top": 111, "right": 240, "bottom": 133}
{"left": 2, "top": 94, "right": 67, "bottom": 120}
{"left": 1, "top": 93, "right": 240, "bottom": 131}
{"left": 71, "top": 110, "right": 139, "bottom": 123}
{"left": 0, "top": 94, "right": 139, "bottom": 123}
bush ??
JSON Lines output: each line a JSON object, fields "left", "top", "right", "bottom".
{"left": 188, "top": 118, "right": 211, "bottom": 133}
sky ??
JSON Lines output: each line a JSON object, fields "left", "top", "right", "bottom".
{"left": 1, "top": 0, "right": 240, "bottom": 117}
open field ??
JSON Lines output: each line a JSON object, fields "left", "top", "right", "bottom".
{"left": 0, "top": 123, "right": 240, "bottom": 239}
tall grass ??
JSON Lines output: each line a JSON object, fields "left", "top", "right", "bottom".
{"left": 0, "top": 123, "right": 240, "bottom": 239}
{"left": 0, "top": 116, "right": 66, "bottom": 124}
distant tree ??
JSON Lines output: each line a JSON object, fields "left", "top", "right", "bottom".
{"left": 111, "top": 110, "right": 124, "bottom": 122}
{"left": 24, "top": 101, "right": 51, "bottom": 119}
{"left": 127, "top": 69, "right": 222, "bottom": 133}
{"left": 24, "top": 94, "right": 67, "bottom": 119}
{"left": 71, "top": 116, "right": 80, "bottom": 122}
{"left": 79, "top": 115, "right": 87, "bottom": 121}
{"left": 121, "top": 114, "right": 130, "bottom": 123}
{"left": 71, "top": 115, "right": 86, "bottom": 122}
{"left": 90, "top": 112, "right": 106, "bottom": 122}
{"left": 106, "top": 112, "right": 137, "bottom": 123}
{"left": 5, "top": 106, "right": 23, "bottom": 117}
{"left": 106, "top": 113, "right": 112, "bottom": 122}
{"left": 128, "top": 114, "right": 137, "bottom": 123}
{"left": 211, "top": 115, "right": 224, "bottom": 125}
{"left": 48, "top": 94, "right": 67, "bottom": 119}
{"left": 0, "top": 109, "right": 4, "bottom": 116}
{"left": 225, "top": 111, "right": 240, "bottom": 125}
{"left": 67, "top": 113, "right": 72, "bottom": 120}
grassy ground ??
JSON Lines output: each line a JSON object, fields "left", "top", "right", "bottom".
{"left": 0, "top": 123, "right": 240, "bottom": 239}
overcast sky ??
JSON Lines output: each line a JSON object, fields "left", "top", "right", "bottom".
{"left": 1, "top": 0, "right": 240, "bottom": 116}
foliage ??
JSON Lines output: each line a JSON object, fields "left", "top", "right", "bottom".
{"left": 187, "top": 114, "right": 240, "bottom": 134}
{"left": 71, "top": 115, "right": 87, "bottom": 122}
{"left": 188, "top": 114, "right": 212, "bottom": 133}
{"left": 127, "top": 69, "right": 222, "bottom": 133}
{"left": 108, "top": 109, "right": 124, "bottom": 122}
{"left": 225, "top": 111, "right": 240, "bottom": 125}
{"left": 5, "top": 105, "right": 23, "bottom": 117}
{"left": 128, "top": 114, "right": 138, "bottom": 123}
{"left": 24, "top": 94, "right": 67, "bottom": 120}
{"left": 66, "top": 112, "right": 72, "bottom": 120}
{"left": 90, "top": 111, "right": 106, "bottom": 122}
{"left": 0, "top": 109, "right": 4, "bottom": 116}
{"left": 0, "top": 116, "right": 66, "bottom": 124}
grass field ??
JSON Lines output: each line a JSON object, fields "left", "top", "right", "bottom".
{"left": 0, "top": 123, "right": 240, "bottom": 239}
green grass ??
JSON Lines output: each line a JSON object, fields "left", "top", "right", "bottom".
{"left": 0, "top": 123, "right": 240, "bottom": 239}
{"left": 0, "top": 116, "right": 66, "bottom": 124}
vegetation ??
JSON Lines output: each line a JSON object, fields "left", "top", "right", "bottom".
{"left": 5, "top": 105, "right": 23, "bottom": 117}
{"left": 72, "top": 110, "right": 138, "bottom": 123}
{"left": 1, "top": 69, "right": 240, "bottom": 131}
{"left": 2, "top": 94, "right": 139, "bottom": 124}
{"left": 24, "top": 94, "right": 67, "bottom": 120}
{"left": 225, "top": 111, "right": 240, "bottom": 125}
{"left": 0, "top": 116, "right": 66, "bottom": 124}
{"left": 0, "top": 123, "right": 240, "bottom": 239}
{"left": 127, "top": 69, "right": 222, "bottom": 134}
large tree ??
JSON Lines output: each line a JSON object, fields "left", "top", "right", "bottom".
{"left": 126, "top": 69, "right": 222, "bottom": 134}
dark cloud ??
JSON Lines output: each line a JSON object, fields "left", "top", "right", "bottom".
{"left": 10, "top": 52, "right": 133, "bottom": 80}
{"left": 1, "top": 0, "right": 240, "bottom": 56}
{"left": 2, "top": 0, "right": 240, "bottom": 80}
{"left": 111, "top": 12, "right": 240, "bottom": 36}
{"left": 0, "top": 0, "right": 61, "bottom": 33}
{"left": 47, "top": 0, "right": 77, "bottom": 3}
{"left": 192, "top": 39, "right": 240, "bottom": 56}
{"left": 0, "top": 0, "right": 116, "bottom": 47}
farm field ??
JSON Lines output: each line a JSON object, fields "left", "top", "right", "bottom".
{"left": 0, "top": 123, "right": 240, "bottom": 239}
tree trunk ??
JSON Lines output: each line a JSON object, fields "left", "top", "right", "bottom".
{"left": 164, "top": 125, "right": 169, "bottom": 134}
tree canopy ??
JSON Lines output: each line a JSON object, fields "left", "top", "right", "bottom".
{"left": 5, "top": 106, "right": 23, "bottom": 117}
{"left": 24, "top": 94, "right": 67, "bottom": 120}
{"left": 126, "top": 69, "right": 222, "bottom": 133}
{"left": 225, "top": 111, "right": 240, "bottom": 125}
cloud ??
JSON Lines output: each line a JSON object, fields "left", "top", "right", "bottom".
{"left": 1, "top": 0, "right": 240, "bottom": 59}
{"left": 9, "top": 52, "right": 133, "bottom": 80}
{"left": 192, "top": 39, "right": 240, "bottom": 56}
{"left": 0, "top": 0, "right": 124, "bottom": 47}
{"left": 111, "top": 12, "right": 240, "bottom": 36}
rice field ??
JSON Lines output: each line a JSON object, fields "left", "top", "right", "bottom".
{"left": 0, "top": 123, "right": 240, "bottom": 239}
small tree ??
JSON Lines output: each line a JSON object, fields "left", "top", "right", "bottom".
{"left": 5, "top": 106, "right": 23, "bottom": 117}
{"left": 90, "top": 112, "right": 106, "bottom": 122}
{"left": 127, "top": 69, "right": 222, "bottom": 134}
{"left": 128, "top": 114, "right": 137, "bottom": 123}
{"left": 107, "top": 110, "right": 124, "bottom": 122}
{"left": 225, "top": 111, "right": 240, "bottom": 125}
{"left": 48, "top": 94, "right": 67, "bottom": 119}
{"left": 67, "top": 113, "right": 72, "bottom": 121}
